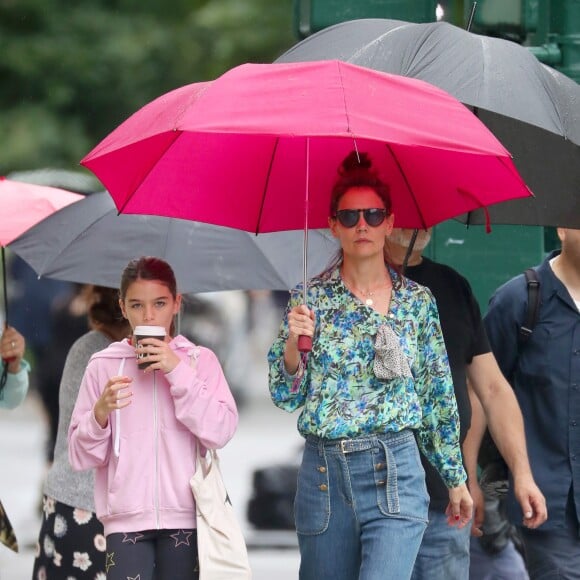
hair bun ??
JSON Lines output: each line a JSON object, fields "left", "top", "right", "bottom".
{"left": 339, "top": 150, "right": 372, "bottom": 175}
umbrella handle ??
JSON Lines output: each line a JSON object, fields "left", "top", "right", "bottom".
{"left": 298, "top": 335, "right": 312, "bottom": 353}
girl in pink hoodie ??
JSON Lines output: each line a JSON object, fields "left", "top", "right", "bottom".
{"left": 68, "top": 256, "right": 239, "bottom": 580}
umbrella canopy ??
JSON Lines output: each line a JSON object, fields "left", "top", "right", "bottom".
{"left": 81, "top": 60, "right": 532, "bottom": 233}
{"left": 276, "top": 19, "right": 580, "bottom": 228}
{"left": 0, "top": 177, "right": 82, "bottom": 322}
{"left": 8, "top": 191, "right": 339, "bottom": 294}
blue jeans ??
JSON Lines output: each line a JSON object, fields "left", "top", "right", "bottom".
{"left": 469, "top": 536, "right": 529, "bottom": 580}
{"left": 411, "top": 508, "right": 471, "bottom": 580}
{"left": 296, "top": 430, "right": 429, "bottom": 580}
{"left": 518, "top": 499, "right": 580, "bottom": 580}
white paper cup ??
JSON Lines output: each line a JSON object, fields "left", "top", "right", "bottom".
{"left": 134, "top": 325, "right": 166, "bottom": 370}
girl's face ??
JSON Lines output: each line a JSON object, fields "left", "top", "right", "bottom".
{"left": 329, "top": 186, "right": 394, "bottom": 259}
{"left": 119, "top": 279, "right": 181, "bottom": 337}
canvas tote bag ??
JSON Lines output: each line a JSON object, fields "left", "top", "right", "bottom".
{"left": 190, "top": 446, "right": 252, "bottom": 580}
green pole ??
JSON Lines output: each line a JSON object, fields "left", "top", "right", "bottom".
{"left": 550, "top": 0, "right": 580, "bottom": 83}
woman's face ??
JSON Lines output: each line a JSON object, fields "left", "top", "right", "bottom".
{"left": 119, "top": 279, "right": 181, "bottom": 336}
{"left": 329, "top": 186, "right": 394, "bottom": 259}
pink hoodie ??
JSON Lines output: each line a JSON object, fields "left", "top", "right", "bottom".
{"left": 68, "top": 335, "right": 238, "bottom": 536}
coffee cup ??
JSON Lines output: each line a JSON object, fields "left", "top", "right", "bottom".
{"left": 134, "top": 325, "right": 166, "bottom": 370}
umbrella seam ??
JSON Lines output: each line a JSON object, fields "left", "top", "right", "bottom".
{"left": 255, "top": 137, "right": 279, "bottom": 235}
{"left": 347, "top": 22, "right": 410, "bottom": 67}
{"left": 39, "top": 198, "right": 111, "bottom": 275}
{"left": 173, "top": 83, "right": 211, "bottom": 129}
{"left": 116, "top": 132, "right": 181, "bottom": 215}
{"left": 336, "top": 61, "right": 352, "bottom": 135}
{"left": 382, "top": 144, "right": 427, "bottom": 230}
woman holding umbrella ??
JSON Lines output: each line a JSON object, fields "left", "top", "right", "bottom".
{"left": 0, "top": 326, "right": 29, "bottom": 409}
{"left": 0, "top": 325, "right": 28, "bottom": 555}
{"left": 268, "top": 151, "right": 472, "bottom": 579}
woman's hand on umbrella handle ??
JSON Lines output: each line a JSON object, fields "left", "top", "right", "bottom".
{"left": 94, "top": 376, "right": 133, "bottom": 428}
{"left": 445, "top": 483, "right": 473, "bottom": 529}
{"left": 285, "top": 305, "right": 315, "bottom": 364}
{"left": 0, "top": 326, "right": 25, "bottom": 372}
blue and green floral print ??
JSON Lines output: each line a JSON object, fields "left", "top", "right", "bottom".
{"left": 268, "top": 266, "right": 466, "bottom": 489}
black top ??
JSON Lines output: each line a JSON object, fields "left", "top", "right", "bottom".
{"left": 405, "top": 257, "right": 490, "bottom": 509}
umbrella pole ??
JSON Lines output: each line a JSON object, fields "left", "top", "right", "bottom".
{"left": 402, "top": 229, "right": 419, "bottom": 275}
{"left": 298, "top": 138, "right": 312, "bottom": 353}
{"left": 1, "top": 247, "right": 8, "bottom": 393}
{"left": 1, "top": 247, "right": 7, "bottom": 326}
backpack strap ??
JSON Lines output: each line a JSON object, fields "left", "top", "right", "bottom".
{"left": 518, "top": 268, "right": 540, "bottom": 344}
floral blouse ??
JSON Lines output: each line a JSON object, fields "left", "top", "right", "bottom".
{"left": 267, "top": 266, "right": 466, "bottom": 489}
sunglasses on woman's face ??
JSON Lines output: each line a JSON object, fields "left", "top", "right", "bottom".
{"left": 334, "top": 208, "right": 388, "bottom": 228}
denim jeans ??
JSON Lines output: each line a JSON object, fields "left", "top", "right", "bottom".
{"left": 518, "top": 498, "right": 580, "bottom": 580}
{"left": 296, "top": 430, "right": 429, "bottom": 580}
{"left": 411, "top": 508, "right": 471, "bottom": 580}
{"left": 469, "top": 536, "right": 529, "bottom": 580}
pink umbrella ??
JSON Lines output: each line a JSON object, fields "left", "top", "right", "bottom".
{"left": 0, "top": 176, "right": 83, "bottom": 323}
{"left": 82, "top": 60, "right": 531, "bottom": 231}
{"left": 81, "top": 60, "right": 532, "bottom": 349}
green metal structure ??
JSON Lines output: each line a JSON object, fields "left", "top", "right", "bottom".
{"left": 292, "top": 0, "right": 577, "bottom": 312}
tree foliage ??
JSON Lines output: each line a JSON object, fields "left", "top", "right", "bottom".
{"left": 0, "top": 0, "right": 295, "bottom": 173}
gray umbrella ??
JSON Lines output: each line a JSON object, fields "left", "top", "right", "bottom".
{"left": 8, "top": 191, "right": 338, "bottom": 293}
{"left": 276, "top": 18, "right": 580, "bottom": 228}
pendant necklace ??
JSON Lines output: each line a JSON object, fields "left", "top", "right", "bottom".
{"left": 362, "top": 292, "right": 375, "bottom": 307}
{"left": 344, "top": 279, "right": 381, "bottom": 307}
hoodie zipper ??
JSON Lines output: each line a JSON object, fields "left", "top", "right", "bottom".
{"left": 153, "top": 369, "right": 160, "bottom": 530}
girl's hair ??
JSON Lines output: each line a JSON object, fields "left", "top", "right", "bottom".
{"left": 324, "top": 151, "right": 402, "bottom": 286}
{"left": 88, "top": 286, "right": 131, "bottom": 336}
{"left": 119, "top": 257, "right": 179, "bottom": 335}
{"left": 119, "top": 256, "right": 177, "bottom": 300}
{"left": 329, "top": 151, "right": 393, "bottom": 217}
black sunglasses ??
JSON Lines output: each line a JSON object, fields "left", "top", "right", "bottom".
{"left": 334, "top": 208, "right": 388, "bottom": 228}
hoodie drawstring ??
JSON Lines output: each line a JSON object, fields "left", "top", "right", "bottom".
{"left": 114, "top": 358, "right": 126, "bottom": 457}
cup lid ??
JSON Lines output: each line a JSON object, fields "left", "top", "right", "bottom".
{"left": 134, "top": 325, "right": 166, "bottom": 336}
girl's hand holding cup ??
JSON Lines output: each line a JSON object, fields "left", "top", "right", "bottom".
{"left": 134, "top": 325, "right": 179, "bottom": 374}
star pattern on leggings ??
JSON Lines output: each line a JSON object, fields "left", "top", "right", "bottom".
{"left": 170, "top": 529, "right": 193, "bottom": 547}
{"left": 122, "top": 532, "right": 145, "bottom": 544}
{"left": 127, "top": 575, "right": 141, "bottom": 580}
{"left": 105, "top": 552, "right": 116, "bottom": 573}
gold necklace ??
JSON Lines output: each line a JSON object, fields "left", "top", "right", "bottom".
{"left": 344, "top": 279, "right": 388, "bottom": 307}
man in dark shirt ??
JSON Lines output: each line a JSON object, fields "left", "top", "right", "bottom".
{"left": 484, "top": 227, "right": 580, "bottom": 579}
{"left": 385, "top": 228, "right": 546, "bottom": 580}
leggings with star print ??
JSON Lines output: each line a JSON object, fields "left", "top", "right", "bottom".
{"left": 105, "top": 528, "right": 198, "bottom": 580}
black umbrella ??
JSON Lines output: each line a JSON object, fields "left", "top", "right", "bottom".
{"left": 276, "top": 18, "right": 580, "bottom": 228}
{"left": 8, "top": 191, "right": 338, "bottom": 294}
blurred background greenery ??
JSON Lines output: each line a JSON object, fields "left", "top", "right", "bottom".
{"left": 0, "top": 0, "right": 295, "bottom": 174}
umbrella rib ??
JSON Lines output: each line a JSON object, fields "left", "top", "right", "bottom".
{"left": 116, "top": 132, "right": 182, "bottom": 216}
{"left": 254, "top": 137, "right": 279, "bottom": 235}
{"left": 39, "top": 205, "right": 110, "bottom": 275}
{"left": 336, "top": 62, "right": 352, "bottom": 134}
{"left": 383, "top": 144, "right": 428, "bottom": 229}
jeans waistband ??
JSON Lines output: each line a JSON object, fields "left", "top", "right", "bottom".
{"left": 305, "top": 430, "right": 413, "bottom": 454}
